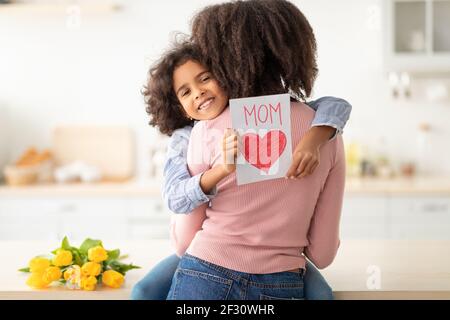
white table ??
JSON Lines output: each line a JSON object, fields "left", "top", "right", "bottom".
{"left": 0, "top": 240, "right": 173, "bottom": 300}
{"left": 1, "top": 240, "right": 449, "bottom": 300}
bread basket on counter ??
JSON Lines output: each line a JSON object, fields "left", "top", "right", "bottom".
{"left": 3, "top": 148, "right": 54, "bottom": 186}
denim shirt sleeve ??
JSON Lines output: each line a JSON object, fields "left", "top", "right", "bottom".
{"left": 162, "top": 126, "right": 216, "bottom": 214}
{"left": 306, "top": 96, "right": 352, "bottom": 140}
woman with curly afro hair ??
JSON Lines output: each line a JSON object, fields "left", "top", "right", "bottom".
{"left": 132, "top": 0, "right": 351, "bottom": 300}
{"left": 190, "top": 0, "right": 318, "bottom": 101}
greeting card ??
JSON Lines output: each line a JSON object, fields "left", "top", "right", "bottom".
{"left": 230, "top": 94, "right": 292, "bottom": 185}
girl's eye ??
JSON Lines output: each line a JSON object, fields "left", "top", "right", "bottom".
{"left": 181, "top": 89, "right": 190, "bottom": 97}
{"left": 202, "top": 76, "right": 210, "bottom": 82}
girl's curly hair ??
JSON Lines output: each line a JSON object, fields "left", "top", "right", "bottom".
{"left": 143, "top": 41, "right": 206, "bottom": 136}
{"left": 190, "top": 0, "right": 318, "bottom": 101}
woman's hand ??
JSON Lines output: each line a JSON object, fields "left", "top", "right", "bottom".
{"left": 285, "top": 126, "right": 336, "bottom": 179}
{"left": 221, "top": 128, "right": 239, "bottom": 174}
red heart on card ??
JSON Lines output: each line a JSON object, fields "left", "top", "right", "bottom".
{"left": 242, "top": 130, "right": 287, "bottom": 173}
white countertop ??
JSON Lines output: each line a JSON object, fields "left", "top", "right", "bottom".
{"left": 1, "top": 176, "right": 450, "bottom": 197}
{"left": 0, "top": 179, "right": 162, "bottom": 197}
{"left": 1, "top": 240, "right": 450, "bottom": 300}
{"left": 345, "top": 176, "right": 450, "bottom": 196}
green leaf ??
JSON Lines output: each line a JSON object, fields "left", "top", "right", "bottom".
{"left": 18, "top": 267, "right": 30, "bottom": 273}
{"left": 61, "top": 236, "right": 71, "bottom": 250}
{"left": 106, "top": 249, "right": 120, "bottom": 261}
{"left": 60, "top": 266, "right": 71, "bottom": 273}
{"left": 107, "top": 260, "right": 141, "bottom": 275}
{"left": 79, "top": 238, "right": 103, "bottom": 255}
{"left": 71, "top": 248, "right": 85, "bottom": 266}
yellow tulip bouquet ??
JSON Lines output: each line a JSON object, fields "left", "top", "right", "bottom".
{"left": 19, "top": 236, "right": 140, "bottom": 291}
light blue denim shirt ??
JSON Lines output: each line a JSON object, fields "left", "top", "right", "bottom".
{"left": 162, "top": 96, "right": 352, "bottom": 214}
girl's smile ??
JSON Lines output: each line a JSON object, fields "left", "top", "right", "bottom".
{"left": 197, "top": 97, "right": 214, "bottom": 111}
{"left": 173, "top": 60, "right": 228, "bottom": 121}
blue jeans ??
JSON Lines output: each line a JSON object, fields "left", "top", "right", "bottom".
{"left": 167, "top": 254, "right": 304, "bottom": 300}
{"left": 131, "top": 254, "right": 333, "bottom": 300}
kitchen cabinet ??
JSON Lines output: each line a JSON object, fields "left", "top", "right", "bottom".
{"left": 389, "top": 196, "right": 450, "bottom": 239}
{"left": 1, "top": 178, "right": 450, "bottom": 241}
{"left": 2, "top": 194, "right": 450, "bottom": 240}
{"left": 383, "top": 0, "right": 450, "bottom": 72}
{"left": 342, "top": 194, "right": 450, "bottom": 240}
{"left": 0, "top": 196, "right": 171, "bottom": 242}
{"left": 341, "top": 195, "right": 390, "bottom": 239}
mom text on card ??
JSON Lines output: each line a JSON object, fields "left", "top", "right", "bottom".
{"left": 244, "top": 102, "right": 283, "bottom": 127}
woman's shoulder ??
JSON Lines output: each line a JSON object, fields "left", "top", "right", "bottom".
{"left": 290, "top": 100, "right": 315, "bottom": 120}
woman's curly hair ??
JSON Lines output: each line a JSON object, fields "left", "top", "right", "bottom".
{"left": 143, "top": 41, "right": 206, "bottom": 136}
{"left": 190, "top": 0, "right": 318, "bottom": 101}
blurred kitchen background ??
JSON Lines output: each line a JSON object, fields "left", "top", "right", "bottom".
{"left": 0, "top": 0, "right": 449, "bottom": 242}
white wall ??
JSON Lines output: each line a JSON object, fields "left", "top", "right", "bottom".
{"left": 299, "top": 0, "right": 450, "bottom": 175}
{"left": 1, "top": 0, "right": 449, "bottom": 177}
{"left": 0, "top": 0, "right": 217, "bottom": 176}
{"left": 0, "top": 105, "right": 11, "bottom": 175}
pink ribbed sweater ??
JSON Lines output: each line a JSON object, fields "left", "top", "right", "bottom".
{"left": 170, "top": 102, "right": 346, "bottom": 274}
